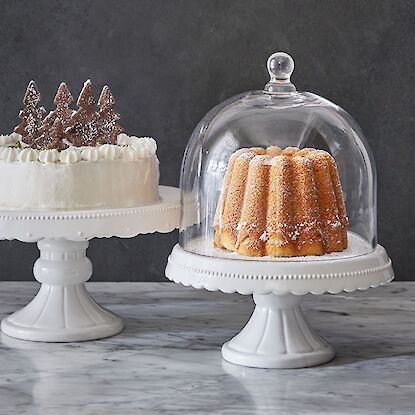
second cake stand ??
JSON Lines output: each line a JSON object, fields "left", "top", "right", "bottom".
{"left": 0, "top": 186, "right": 179, "bottom": 342}
{"left": 166, "top": 233, "right": 394, "bottom": 369}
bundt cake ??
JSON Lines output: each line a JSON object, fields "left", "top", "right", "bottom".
{"left": 213, "top": 146, "right": 348, "bottom": 257}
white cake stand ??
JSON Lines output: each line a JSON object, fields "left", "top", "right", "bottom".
{"left": 166, "top": 232, "right": 394, "bottom": 368}
{"left": 0, "top": 186, "right": 179, "bottom": 342}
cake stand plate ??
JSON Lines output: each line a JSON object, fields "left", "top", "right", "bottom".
{"left": 0, "top": 186, "right": 179, "bottom": 342}
{"left": 166, "top": 233, "right": 394, "bottom": 368}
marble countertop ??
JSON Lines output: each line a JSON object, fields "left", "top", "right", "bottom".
{"left": 0, "top": 281, "right": 414, "bottom": 415}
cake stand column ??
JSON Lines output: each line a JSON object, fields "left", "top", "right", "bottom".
{"left": 221, "top": 292, "right": 334, "bottom": 369}
{"left": 1, "top": 238, "right": 124, "bottom": 342}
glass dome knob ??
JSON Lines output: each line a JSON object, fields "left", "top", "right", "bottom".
{"left": 265, "top": 52, "right": 296, "bottom": 94}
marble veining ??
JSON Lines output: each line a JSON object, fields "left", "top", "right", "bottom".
{"left": 0, "top": 281, "right": 414, "bottom": 415}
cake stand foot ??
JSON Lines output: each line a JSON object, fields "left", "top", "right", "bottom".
{"left": 1, "top": 239, "right": 124, "bottom": 342}
{"left": 222, "top": 293, "right": 334, "bottom": 369}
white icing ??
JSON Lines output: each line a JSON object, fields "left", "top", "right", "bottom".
{"left": 145, "top": 137, "right": 157, "bottom": 152}
{"left": 59, "top": 148, "right": 81, "bottom": 164}
{"left": 81, "top": 147, "right": 99, "bottom": 162}
{"left": 120, "top": 146, "right": 138, "bottom": 162}
{"left": 135, "top": 146, "right": 146, "bottom": 159}
{"left": 39, "top": 149, "right": 59, "bottom": 163}
{"left": 9, "top": 132, "right": 21, "bottom": 144}
{"left": 0, "top": 133, "right": 21, "bottom": 146}
{"left": 0, "top": 136, "right": 10, "bottom": 147}
{"left": 99, "top": 144, "right": 120, "bottom": 160}
{"left": 130, "top": 136, "right": 157, "bottom": 158}
{"left": 18, "top": 148, "right": 39, "bottom": 162}
{"left": 0, "top": 155, "right": 160, "bottom": 210}
{"left": 117, "top": 133, "right": 131, "bottom": 146}
{"left": 0, "top": 134, "right": 156, "bottom": 164}
{"left": 2, "top": 147, "right": 20, "bottom": 162}
{"left": 131, "top": 137, "right": 157, "bottom": 158}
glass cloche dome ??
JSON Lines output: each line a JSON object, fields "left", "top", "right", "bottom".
{"left": 179, "top": 52, "right": 377, "bottom": 261}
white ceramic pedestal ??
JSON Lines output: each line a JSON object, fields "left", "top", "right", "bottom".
{"left": 0, "top": 186, "right": 180, "bottom": 342}
{"left": 166, "top": 233, "right": 394, "bottom": 368}
{"left": 222, "top": 293, "right": 334, "bottom": 369}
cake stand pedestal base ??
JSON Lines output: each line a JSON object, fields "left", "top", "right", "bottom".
{"left": 1, "top": 239, "right": 123, "bottom": 342}
{"left": 0, "top": 186, "right": 180, "bottom": 342}
{"left": 222, "top": 293, "right": 334, "bottom": 368}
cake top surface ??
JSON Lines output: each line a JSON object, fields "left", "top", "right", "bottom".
{"left": 233, "top": 146, "right": 334, "bottom": 162}
{"left": 0, "top": 133, "right": 157, "bottom": 164}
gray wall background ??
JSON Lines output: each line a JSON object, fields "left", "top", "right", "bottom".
{"left": 0, "top": 0, "right": 413, "bottom": 281}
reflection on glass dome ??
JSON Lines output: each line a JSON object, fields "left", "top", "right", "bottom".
{"left": 180, "top": 52, "right": 376, "bottom": 261}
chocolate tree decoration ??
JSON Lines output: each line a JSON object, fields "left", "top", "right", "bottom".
{"left": 97, "top": 86, "right": 124, "bottom": 144}
{"left": 14, "top": 80, "right": 46, "bottom": 146}
{"left": 42, "top": 83, "right": 74, "bottom": 131}
{"left": 65, "top": 80, "right": 99, "bottom": 146}
{"left": 35, "top": 83, "right": 75, "bottom": 148}
{"left": 48, "top": 119, "right": 68, "bottom": 151}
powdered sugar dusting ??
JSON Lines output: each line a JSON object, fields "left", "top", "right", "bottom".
{"left": 197, "top": 232, "right": 369, "bottom": 262}
{"left": 259, "top": 231, "right": 268, "bottom": 242}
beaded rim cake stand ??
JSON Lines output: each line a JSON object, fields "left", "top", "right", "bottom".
{"left": 0, "top": 185, "right": 179, "bottom": 342}
{"left": 165, "top": 233, "right": 394, "bottom": 369}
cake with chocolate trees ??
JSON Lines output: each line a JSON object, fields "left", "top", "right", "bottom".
{"left": 214, "top": 146, "right": 348, "bottom": 257}
{"left": 0, "top": 80, "right": 159, "bottom": 210}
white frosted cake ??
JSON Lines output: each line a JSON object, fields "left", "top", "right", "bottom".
{"left": 0, "top": 80, "right": 160, "bottom": 211}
